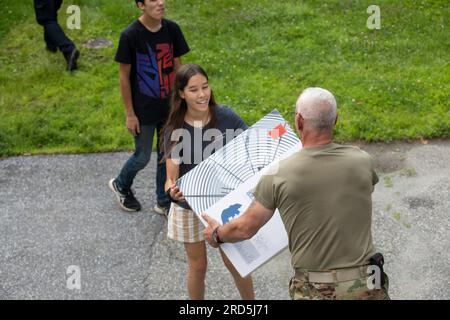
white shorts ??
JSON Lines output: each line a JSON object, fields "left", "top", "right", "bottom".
{"left": 167, "top": 202, "right": 204, "bottom": 243}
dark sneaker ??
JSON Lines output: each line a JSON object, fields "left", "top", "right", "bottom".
{"left": 153, "top": 201, "right": 170, "bottom": 217}
{"left": 64, "top": 48, "right": 79, "bottom": 71}
{"left": 108, "top": 178, "right": 141, "bottom": 212}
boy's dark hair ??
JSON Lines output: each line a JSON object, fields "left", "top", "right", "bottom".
{"left": 135, "top": 0, "right": 144, "bottom": 5}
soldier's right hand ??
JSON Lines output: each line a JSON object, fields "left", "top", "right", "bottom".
{"left": 126, "top": 115, "right": 140, "bottom": 136}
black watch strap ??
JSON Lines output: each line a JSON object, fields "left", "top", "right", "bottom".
{"left": 213, "top": 226, "right": 224, "bottom": 244}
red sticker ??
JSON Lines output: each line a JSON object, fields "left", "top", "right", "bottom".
{"left": 268, "top": 124, "right": 287, "bottom": 140}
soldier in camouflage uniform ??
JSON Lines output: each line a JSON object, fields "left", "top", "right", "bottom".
{"left": 203, "top": 88, "right": 390, "bottom": 300}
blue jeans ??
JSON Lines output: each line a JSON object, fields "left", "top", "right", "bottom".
{"left": 116, "top": 124, "right": 169, "bottom": 205}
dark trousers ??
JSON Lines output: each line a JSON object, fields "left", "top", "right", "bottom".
{"left": 34, "top": 0, "right": 75, "bottom": 55}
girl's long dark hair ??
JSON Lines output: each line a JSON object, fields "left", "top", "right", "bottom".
{"left": 160, "top": 64, "right": 218, "bottom": 159}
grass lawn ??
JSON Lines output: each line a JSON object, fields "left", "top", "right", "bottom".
{"left": 0, "top": 0, "right": 448, "bottom": 157}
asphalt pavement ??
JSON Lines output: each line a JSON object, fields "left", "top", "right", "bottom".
{"left": 0, "top": 139, "right": 448, "bottom": 299}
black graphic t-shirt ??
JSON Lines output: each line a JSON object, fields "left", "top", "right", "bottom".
{"left": 165, "top": 105, "right": 248, "bottom": 210}
{"left": 115, "top": 19, "right": 190, "bottom": 124}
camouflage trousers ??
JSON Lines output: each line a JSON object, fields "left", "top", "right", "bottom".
{"left": 289, "top": 270, "right": 390, "bottom": 300}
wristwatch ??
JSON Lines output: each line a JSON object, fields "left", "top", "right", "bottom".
{"left": 212, "top": 226, "right": 224, "bottom": 244}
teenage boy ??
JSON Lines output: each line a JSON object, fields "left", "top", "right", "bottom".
{"left": 109, "top": 0, "right": 189, "bottom": 214}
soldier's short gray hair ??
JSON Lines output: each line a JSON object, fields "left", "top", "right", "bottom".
{"left": 295, "top": 87, "right": 337, "bottom": 131}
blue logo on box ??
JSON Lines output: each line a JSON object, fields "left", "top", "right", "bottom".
{"left": 221, "top": 204, "right": 242, "bottom": 224}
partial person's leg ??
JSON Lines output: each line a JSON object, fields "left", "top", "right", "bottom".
{"left": 44, "top": 22, "right": 75, "bottom": 55}
{"left": 44, "top": 30, "right": 57, "bottom": 52}
{"left": 184, "top": 241, "right": 208, "bottom": 300}
{"left": 116, "top": 125, "right": 155, "bottom": 191}
{"left": 51, "top": 0, "right": 75, "bottom": 55}
{"left": 34, "top": 0, "right": 76, "bottom": 55}
{"left": 34, "top": 0, "right": 56, "bottom": 50}
{"left": 155, "top": 122, "right": 170, "bottom": 207}
{"left": 34, "top": 0, "right": 54, "bottom": 27}
{"left": 220, "top": 249, "right": 255, "bottom": 299}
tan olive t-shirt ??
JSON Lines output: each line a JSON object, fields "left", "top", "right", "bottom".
{"left": 254, "top": 143, "right": 378, "bottom": 271}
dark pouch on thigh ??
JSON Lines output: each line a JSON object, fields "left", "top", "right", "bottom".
{"left": 369, "top": 252, "right": 385, "bottom": 286}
